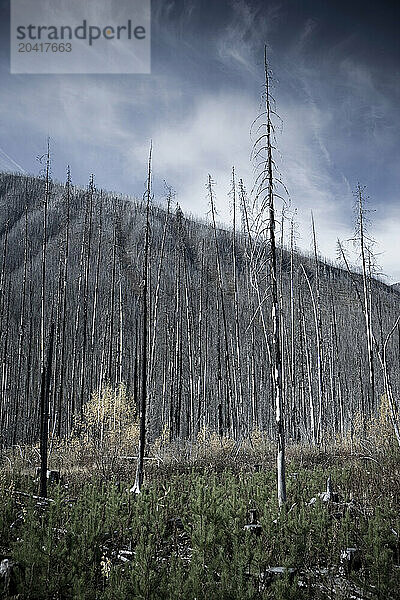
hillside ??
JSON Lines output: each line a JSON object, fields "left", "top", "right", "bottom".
{"left": 0, "top": 170, "right": 399, "bottom": 448}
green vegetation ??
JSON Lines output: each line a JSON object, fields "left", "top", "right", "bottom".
{"left": 1, "top": 448, "right": 399, "bottom": 599}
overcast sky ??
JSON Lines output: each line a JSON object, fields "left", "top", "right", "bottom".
{"left": 0, "top": 0, "right": 399, "bottom": 280}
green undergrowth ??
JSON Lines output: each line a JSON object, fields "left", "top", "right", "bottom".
{"left": 0, "top": 459, "right": 399, "bottom": 599}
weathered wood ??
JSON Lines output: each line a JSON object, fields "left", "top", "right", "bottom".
{"left": 131, "top": 142, "right": 152, "bottom": 495}
{"left": 244, "top": 508, "right": 262, "bottom": 535}
{"left": 39, "top": 322, "right": 55, "bottom": 498}
{"left": 340, "top": 547, "right": 361, "bottom": 575}
{"left": 35, "top": 467, "right": 60, "bottom": 485}
{"left": 264, "top": 46, "right": 286, "bottom": 507}
{"left": 0, "top": 558, "right": 17, "bottom": 596}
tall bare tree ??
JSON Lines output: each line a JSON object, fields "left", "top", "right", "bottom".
{"left": 131, "top": 142, "right": 152, "bottom": 494}
{"left": 39, "top": 322, "right": 55, "bottom": 498}
{"left": 356, "top": 184, "right": 375, "bottom": 412}
{"left": 258, "top": 46, "right": 286, "bottom": 507}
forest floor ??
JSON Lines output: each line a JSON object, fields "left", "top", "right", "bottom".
{"left": 0, "top": 437, "right": 399, "bottom": 599}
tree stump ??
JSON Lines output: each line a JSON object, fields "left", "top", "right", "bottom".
{"left": 340, "top": 547, "right": 361, "bottom": 574}
{"left": 35, "top": 468, "right": 60, "bottom": 486}
{"left": 244, "top": 508, "right": 262, "bottom": 536}
{"left": 0, "top": 558, "right": 17, "bottom": 596}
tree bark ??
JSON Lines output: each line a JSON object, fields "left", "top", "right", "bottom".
{"left": 131, "top": 143, "right": 152, "bottom": 494}
{"left": 39, "top": 323, "right": 55, "bottom": 498}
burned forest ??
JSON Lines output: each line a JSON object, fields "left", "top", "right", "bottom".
{"left": 0, "top": 163, "right": 399, "bottom": 452}
{"left": 0, "top": 52, "right": 399, "bottom": 600}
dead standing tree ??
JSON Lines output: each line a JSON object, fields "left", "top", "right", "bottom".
{"left": 379, "top": 315, "right": 400, "bottom": 447}
{"left": 231, "top": 167, "right": 244, "bottom": 433}
{"left": 252, "top": 47, "right": 286, "bottom": 507}
{"left": 356, "top": 184, "right": 375, "bottom": 414}
{"left": 131, "top": 142, "right": 152, "bottom": 494}
{"left": 39, "top": 323, "right": 55, "bottom": 498}
{"left": 79, "top": 175, "right": 95, "bottom": 412}
{"left": 40, "top": 140, "right": 51, "bottom": 373}
{"left": 149, "top": 188, "right": 172, "bottom": 389}
{"left": 311, "top": 213, "right": 324, "bottom": 443}
{"left": 338, "top": 186, "right": 377, "bottom": 420}
{"left": 13, "top": 203, "right": 29, "bottom": 444}
{"left": 57, "top": 167, "right": 71, "bottom": 437}
{"left": 208, "top": 175, "right": 236, "bottom": 438}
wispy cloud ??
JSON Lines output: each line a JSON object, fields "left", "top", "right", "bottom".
{"left": 0, "top": 147, "right": 26, "bottom": 173}
{"left": 0, "top": 0, "right": 398, "bottom": 280}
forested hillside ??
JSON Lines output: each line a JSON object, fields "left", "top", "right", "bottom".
{"left": 0, "top": 168, "right": 399, "bottom": 449}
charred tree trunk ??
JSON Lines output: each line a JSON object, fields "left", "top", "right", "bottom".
{"left": 264, "top": 47, "right": 286, "bottom": 507}
{"left": 131, "top": 143, "right": 152, "bottom": 494}
{"left": 39, "top": 323, "right": 55, "bottom": 498}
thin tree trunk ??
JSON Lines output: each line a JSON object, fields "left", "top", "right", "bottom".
{"left": 41, "top": 140, "right": 51, "bottom": 370}
{"left": 57, "top": 169, "right": 71, "bottom": 436}
{"left": 378, "top": 315, "right": 400, "bottom": 447}
{"left": 79, "top": 175, "right": 95, "bottom": 410}
{"left": 107, "top": 218, "right": 117, "bottom": 384}
{"left": 39, "top": 323, "right": 55, "bottom": 498}
{"left": 118, "top": 267, "right": 123, "bottom": 385}
{"left": 90, "top": 191, "right": 103, "bottom": 394}
{"left": 301, "top": 264, "right": 321, "bottom": 444}
{"left": 231, "top": 167, "right": 244, "bottom": 433}
{"left": 357, "top": 184, "right": 375, "bottom": 411}
{"left": 310, "top": 214, "right": 324, "bottom": 442}
{"left": 263, "top": 47, "right": 286, "bottom": 507}
{"left": 131, "top": 142, "right": 152, "bottom": 494}
{"left": 13, "top": 204, "right": 28, "bottom": 444}
{"left": 208, "top": 176, "right": 236, "bottom": 438}
{"left": 149, "top": 192, "right": 171, "bottom": 387}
